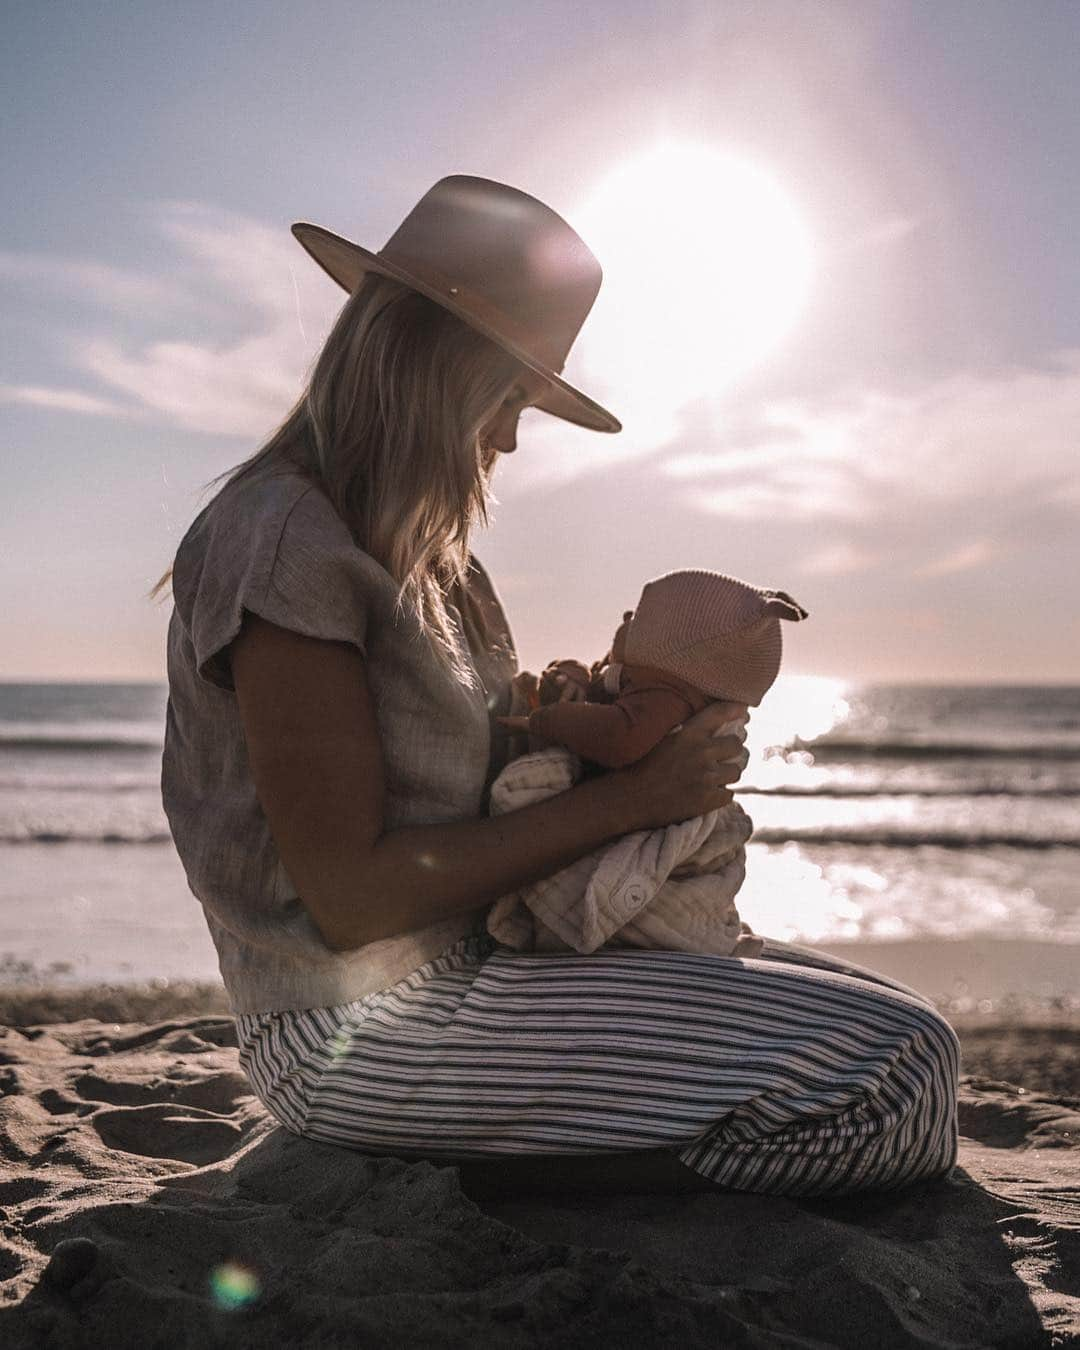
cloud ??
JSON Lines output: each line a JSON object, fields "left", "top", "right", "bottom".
{"left": 0, "top": 383, "right": 140, "bottom": 418}
{"left": 846, "top": 216, "right": 920, "bottom": 250}
{"left": 9, "top": 192, "right": 1080, "bottom": 565}
{"left": 801, "top": 541, "right": 881, "bottom": 576}
{"left": 661, "top": 352, "right": 1080, "bottom": 577}
{"left": 77, "top": 201, "right": 328, "bottom": 437}
{"left": 0, "top": 251, "right": 193, "bottom": 314}
{"left": 2, "top": 201, "right": 329, "bottom": 438}
{"left": 914, "top": 538, "right": 998, "bottom": 577}
{"left": 78, "top": 330, "right": 300, "bottom": 438}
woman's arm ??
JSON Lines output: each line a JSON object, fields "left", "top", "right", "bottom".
{"left": 230, "top": 613, "right": 746, "bottom": 953}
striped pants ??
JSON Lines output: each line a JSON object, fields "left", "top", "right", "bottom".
{"left": 236, "top": 932, "right": 960, "bottom": 1197}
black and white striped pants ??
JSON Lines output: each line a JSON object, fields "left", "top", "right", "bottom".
{"left": 236, "top": 933, "right": 960, "bottom": 1197}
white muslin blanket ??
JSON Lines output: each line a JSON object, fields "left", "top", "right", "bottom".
{"left": 485, "top": 745, "right": 764, "bottom": 957}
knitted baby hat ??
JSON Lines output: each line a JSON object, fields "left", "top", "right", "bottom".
{"left": 623, "top": 569, "right": 808, "bottom": 705}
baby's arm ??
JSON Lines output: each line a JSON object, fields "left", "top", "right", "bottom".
{"left": 527, "top": 687, "right": 694, "bottom": 769}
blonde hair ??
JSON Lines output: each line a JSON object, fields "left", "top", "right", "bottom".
{"left": 154, "top": 272, "right": 526, "bottom": 686}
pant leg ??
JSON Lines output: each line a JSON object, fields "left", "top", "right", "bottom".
{"left": 751, "top": 937, "right": 938, "bottom": 1007}
{"left": 283, "top": 935, "right": 958, "bottom": 1198}
{"left": 672, "top": 943, "right": 960, "bottom": 1195}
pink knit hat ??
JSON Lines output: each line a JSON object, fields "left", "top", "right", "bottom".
{"left": 623, "top": 569, "right": 808, "bottom": 705}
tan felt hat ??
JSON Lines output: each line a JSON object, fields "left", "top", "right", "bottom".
{"left": 292, "top": 175, "right": 621, "bottom": 434}
{"left": 624, "top": 569, "right": 809, "bottom": 706}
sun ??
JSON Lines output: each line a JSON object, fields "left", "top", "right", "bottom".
{"left": 572, "top": 142, "right": 814, "bottom": 419}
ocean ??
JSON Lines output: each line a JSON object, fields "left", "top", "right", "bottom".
{"left": 1, "top": 680, "right": 1078, "bottom": 1003}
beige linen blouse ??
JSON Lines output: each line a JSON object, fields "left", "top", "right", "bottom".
{"left": 161, "top": 468, "right": 517, "bottom": 1014}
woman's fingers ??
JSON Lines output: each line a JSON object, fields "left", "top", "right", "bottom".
{"left": 706, "top": 733, "right": 749, "bottom": 763}
{"left": 551, "top": 664, "right": 590, "bottom": 703}
{"left": 681, "top": 700, "right": 749, "bottom": 738}
{"left": 708, "top": 759, "right": 746, "bottom": 785}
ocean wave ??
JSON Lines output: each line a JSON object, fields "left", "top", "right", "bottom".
{"left": 753, "top": 828, "right": 1080, "bottom": 849}
{"left": 4, "top": 826, "right": 1077, "bottom": 849}
{"left": 0, "top": 829, "right": 173, "bottom": 845}
{"left": 739, "top": 784, "right": 1080, "bottom": 799}
{"left": 0, "top": 735, "right": 162, "bottom": 753}
{"left": 0, "top": 775, "right": 161, "bottom": 791}
{"left": 794, "top": 738, "right": 1080, "bottom": 761}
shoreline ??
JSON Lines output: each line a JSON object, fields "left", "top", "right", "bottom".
{"left": 3, "top": 967, "right": 1078, "bottom": 1103}
{"left": 4, "top": 933, "right": 1077, "bottom": 1024}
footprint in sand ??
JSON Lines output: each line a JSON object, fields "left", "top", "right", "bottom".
{"left": 78, "top": 1017, "right": 237, "bottom": 1057}
{"left": 0, "top": 1177, "right": 49, "bottom": 1206}
{"left": 91, "top": 1104, "right": 244, "bottom": 1166}
{"left": 73, "top": 1068, "right": 253, "bottom": 1114}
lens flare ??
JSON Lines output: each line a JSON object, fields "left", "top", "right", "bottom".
{"left": 209, "top": 1261, "right": 261, "bottom": 1311}
{"left": 327, "top": 1024, "right": 352, "bottom": 1061}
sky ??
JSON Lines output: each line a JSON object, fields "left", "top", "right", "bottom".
{"left": 3, "top": 0, "right": 1079, "bottom": 682}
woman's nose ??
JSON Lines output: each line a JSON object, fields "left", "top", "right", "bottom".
{"left": 493, "top": 416, "right": 519, "bottom": 454}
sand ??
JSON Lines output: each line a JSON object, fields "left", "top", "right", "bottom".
{"left": 1, "top": 1010, "right": 1078, "bottom": 1348}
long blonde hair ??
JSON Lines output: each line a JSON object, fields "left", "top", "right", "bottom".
{"left": 154, "top": 272, "right": 526, "bottom": 686}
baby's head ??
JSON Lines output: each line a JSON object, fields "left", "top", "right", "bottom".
{"left": 619, "top": 569, "right": 808, "bottom": 706}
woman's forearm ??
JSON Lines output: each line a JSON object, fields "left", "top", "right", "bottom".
{"left": 326, "top": 772, "right": 632, "bottom": 951}
{"left": 230, "top": 617, "right": 743, "bottom": 956}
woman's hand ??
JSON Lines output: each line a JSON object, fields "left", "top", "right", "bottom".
{"left": 607, "top": 700, "right": 749, "bottom": 833}
{"left": 538, "top": 659, "right": 591, "bottom": 706}
{"left": 510, "top": 670, "right": 540, "bottom": 711}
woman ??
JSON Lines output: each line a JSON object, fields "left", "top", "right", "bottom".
{"left": 159, "top": 175, "right": 959, "bottom": 1198}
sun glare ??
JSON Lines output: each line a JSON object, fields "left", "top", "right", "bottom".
{"left": 574, "top": 143, "right": 814, "bottom": 419}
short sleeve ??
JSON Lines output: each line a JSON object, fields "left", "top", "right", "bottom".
{"left": 171, "top": 474, "right": 389, "bottom": 692}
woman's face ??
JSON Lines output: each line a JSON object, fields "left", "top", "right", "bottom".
{"left": 480, "top": 370, "right": 550, "bottom": 455}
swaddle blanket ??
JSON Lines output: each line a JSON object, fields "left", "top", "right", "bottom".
{"left": 485, "top": 746, "right": 764, "bottom": 957}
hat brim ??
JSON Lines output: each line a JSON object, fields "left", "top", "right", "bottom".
{"left": 292, "top": 222, "right": 621, "bottom": 434}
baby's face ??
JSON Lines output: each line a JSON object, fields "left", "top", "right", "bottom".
{"left": 611, "top": 610, "right": 634, "bottom": 662}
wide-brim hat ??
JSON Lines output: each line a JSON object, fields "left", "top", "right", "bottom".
{"left": 292, "top": 175, "right": 621, "bottom": 433}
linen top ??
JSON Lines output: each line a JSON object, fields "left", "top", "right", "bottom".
{"left": 161, "top": 467, "right": 518, "bottom": 1014}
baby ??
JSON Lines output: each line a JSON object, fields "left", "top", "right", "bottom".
{"left": 489, "top": 569, "right": 807, "bottom": 957}
{"left": 500, "top": 568, "right": 808, "bottom": 769}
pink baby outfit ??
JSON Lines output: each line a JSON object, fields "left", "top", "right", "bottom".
{"left": 528, "top": 662, "right": 711, "bottom": 768}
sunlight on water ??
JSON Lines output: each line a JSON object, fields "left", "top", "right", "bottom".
{"left": 743, "top": 676, "right": 850, "bottom": 782}
{"left": 736, "top": 845, "right": 864, "bottom": 943}
{"left": 2, "top": 683, "right": 1078, "bottom": 989}
{"left": 736, "top": 842, "right": 1075, "bottom": 944}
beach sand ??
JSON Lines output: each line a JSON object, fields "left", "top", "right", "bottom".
{"left": 1, "top": 993, "right": 1077, "bottom": 1347}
